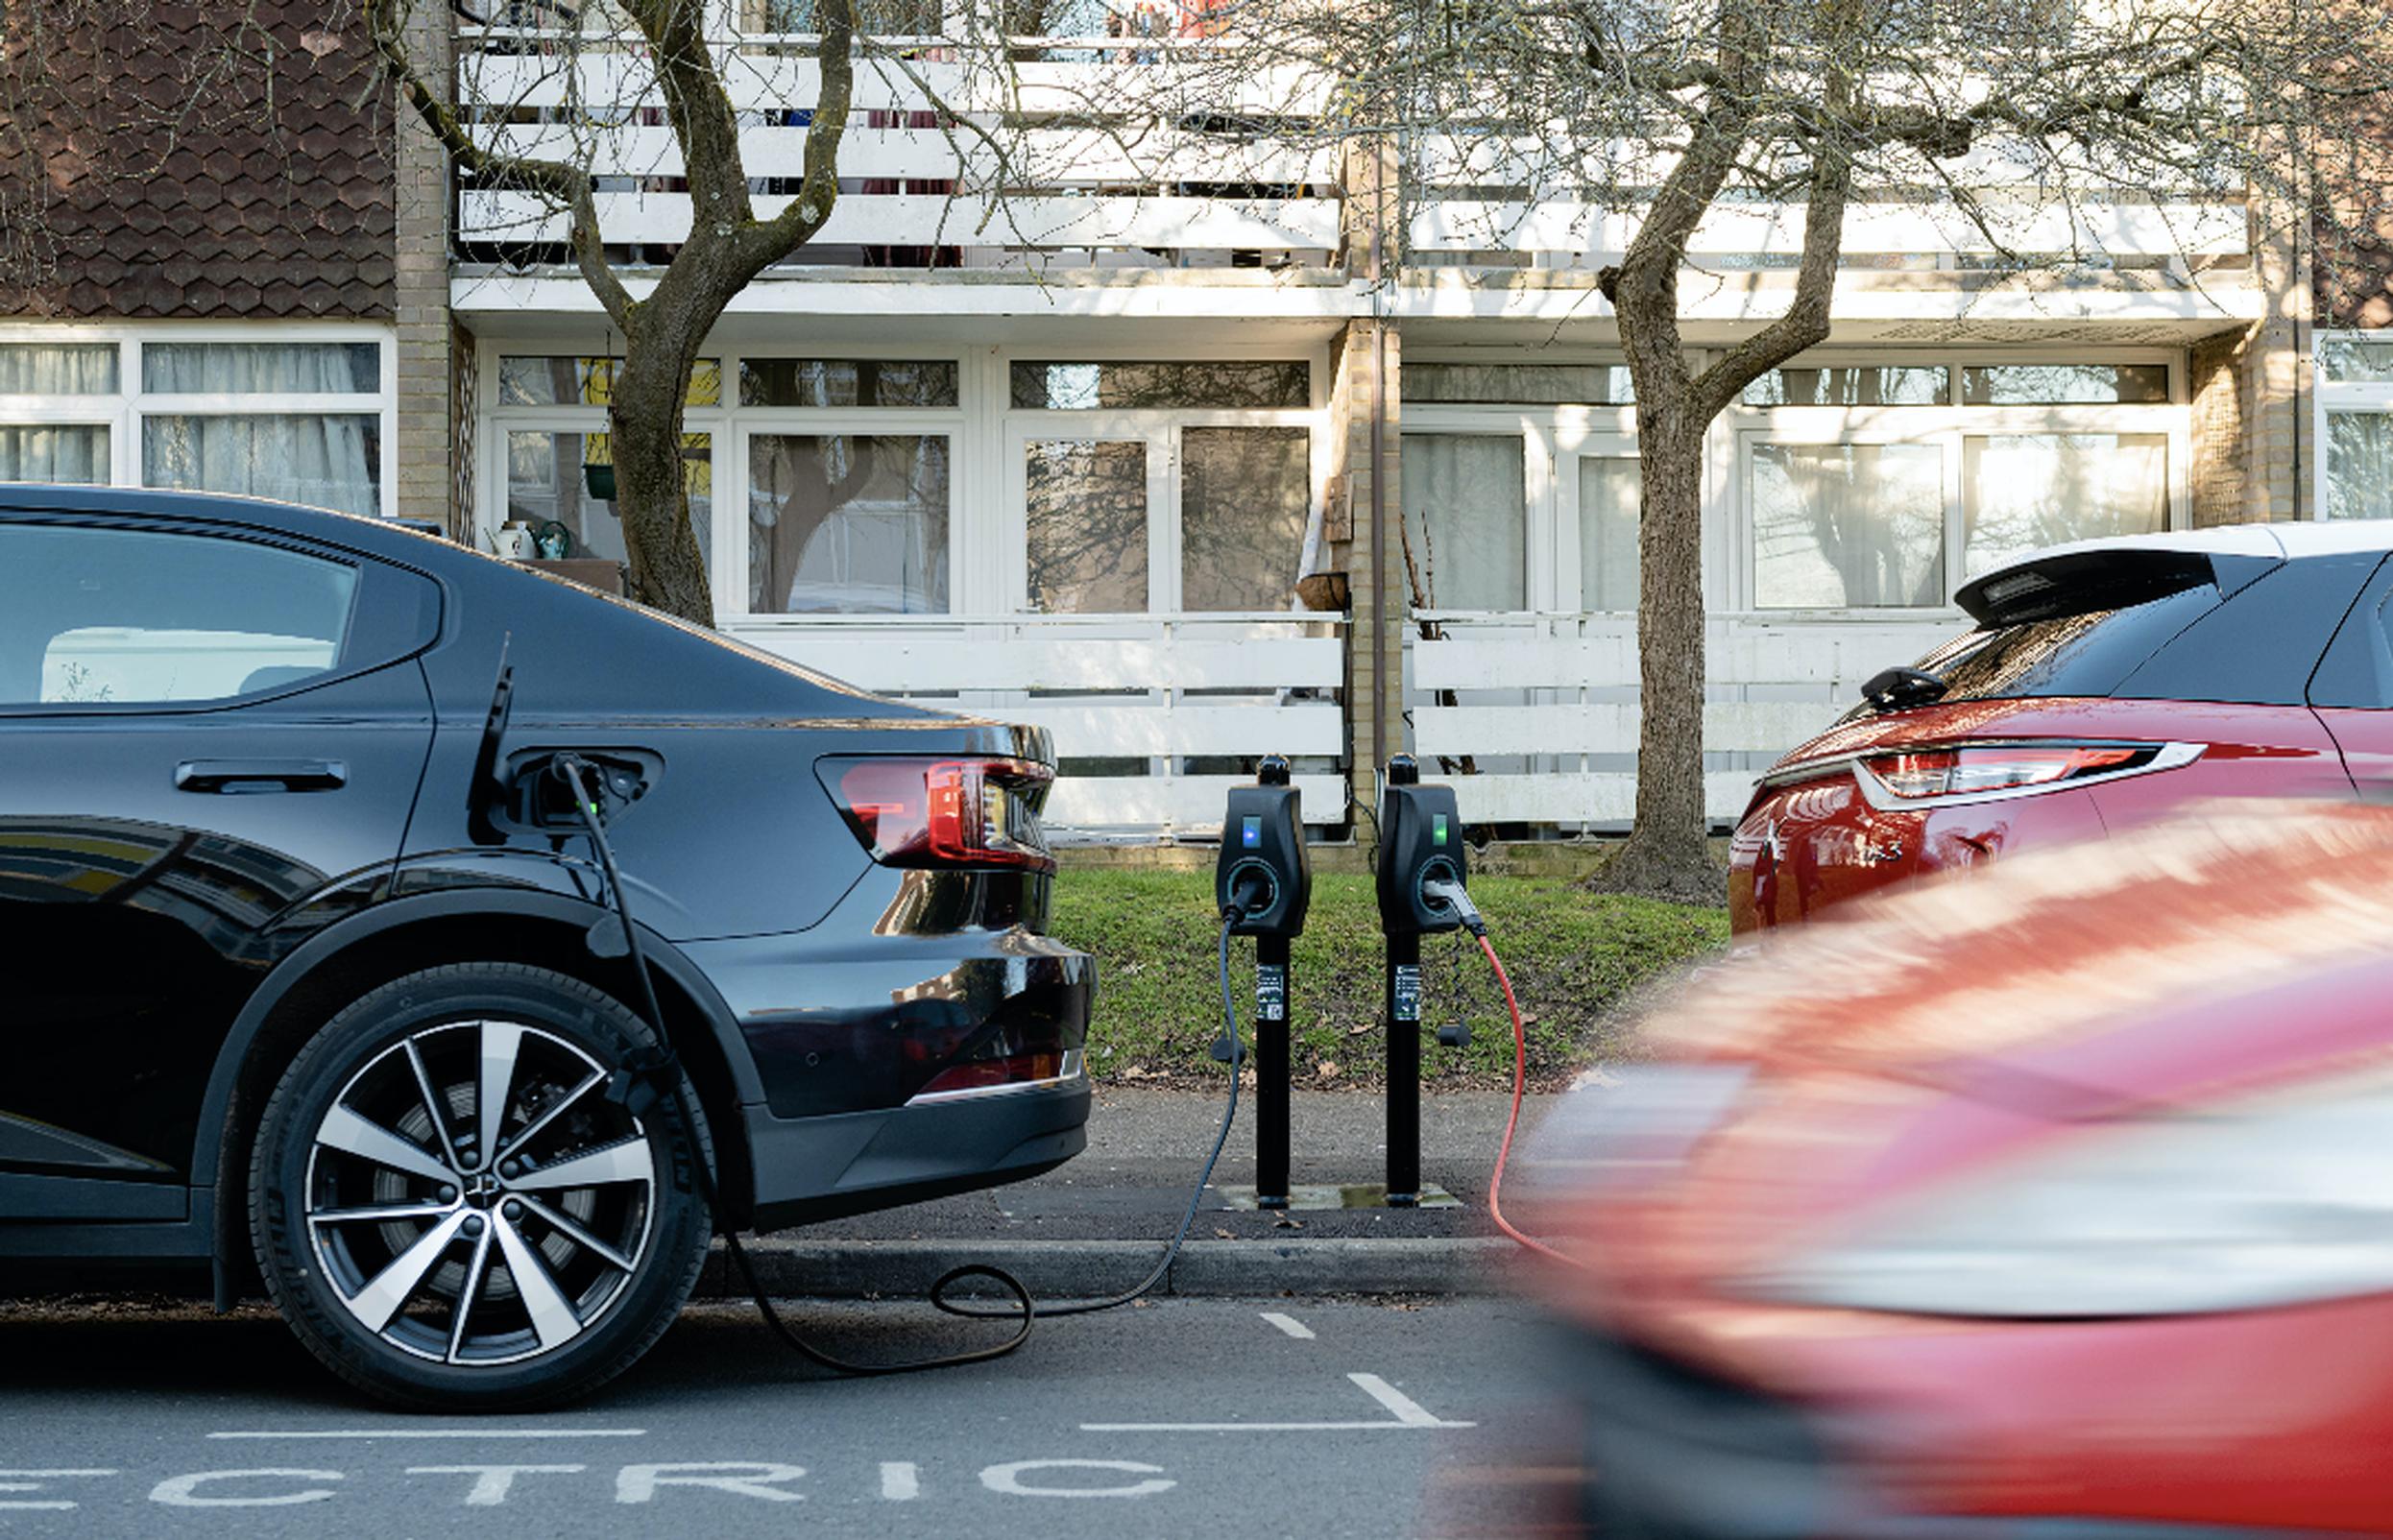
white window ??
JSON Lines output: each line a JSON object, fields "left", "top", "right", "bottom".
{"left": 490, "top": 355, "right": 721, "bottom": 572}
{"left": 1004, "top": 359, "right": 1318, "bottom": 615}
{"left": 1397, "top": 358, "right": 1642, "bottom": 614}
{"left": 1738, "top": 353, "right": 2184, "bottom": 611}
{"left": 2318, "top": 334, "right": 2393, "bottom": 521}
{"left": 0, "top": 329, "right": 394, "bottom": 515}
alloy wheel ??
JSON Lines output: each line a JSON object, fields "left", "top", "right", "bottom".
{"left": 302, "top": 1019, "right": 658, "bottom": 1367}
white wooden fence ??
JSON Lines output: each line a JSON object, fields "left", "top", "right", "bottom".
{"left": 727, "top": 613, "right": 1346, "bottom": 835}
{"left": 1409, "top": 612, "right": 1962, "bottom": 827}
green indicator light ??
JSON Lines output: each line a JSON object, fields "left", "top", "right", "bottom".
{"left": 1432, "top": 812, "right": 1447, "bottom": 846}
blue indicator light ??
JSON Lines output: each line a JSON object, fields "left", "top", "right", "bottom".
{"left": 1243, "top": 815, "right": 1261, "bottom": 848}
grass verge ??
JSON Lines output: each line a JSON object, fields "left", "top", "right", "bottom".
{"left": 1052, "top": 868, "right": 1728, "bottom": 1091}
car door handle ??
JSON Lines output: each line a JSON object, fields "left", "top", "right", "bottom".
{"left": 174, "top": 758, "right": 349, "bottom": 794}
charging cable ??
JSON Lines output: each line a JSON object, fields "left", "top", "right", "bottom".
{"left": 1421, "top": 878, "right": 1576, "bottom": 1268}
{"left": 549, "top": 753, "right": 1246, "bottom": 1372}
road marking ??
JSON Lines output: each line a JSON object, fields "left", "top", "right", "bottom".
{"left": 1258, "top": 1311, "right": 1315, "bottom": 1339}
{"left": 1346, "top": 1373, "right": 1447, "bottom": 1428}
{"left": 979, "top": 1460, "right": 1174, "bottom": 1499}
{"left": 880, "top": 1462, "right": 920, "bottom": 1502}
{"left": 616, "top": 1463, "right": 806, "bottom": 1504}
{"left": 0, "top": 1470, "right": 117, "bottom": 1512}
{"left": 1081, "top": 1370, "right": 1473, "bottom": 1432}
{"left": 152, "top": 1470, "right": 342, "bottom": 1507}
{"left": 408, "top": 1465, "right": 587, "bottom": 1505}
{"left": 210, "top": 1429, "right": 645, "bottom": 1441}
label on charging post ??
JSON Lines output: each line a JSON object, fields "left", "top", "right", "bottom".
{"left": 1392, "top": 963, "right": 1422, "bottom": 1023}
{"left": 1255, "top": 963, "right": 1286, "bottom": 1023}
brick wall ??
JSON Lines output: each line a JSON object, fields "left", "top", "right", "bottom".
{"left": 393, "top": 0, "right": 458, "bottom": 528}
{"left": 1329, "top": 136, "right": 1404, "bottom": 834}
{"left": 0, "top": 5, "right": 393, "bottom": 318}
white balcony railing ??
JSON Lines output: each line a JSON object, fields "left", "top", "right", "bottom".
{"left": 453, "top": 29, "right": 2251, "bottom": 276}
{"left": 727, "top": 612, "right": 1347, "bottom": 835}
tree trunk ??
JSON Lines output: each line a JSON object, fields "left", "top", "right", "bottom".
{"left": 608, "top": 330, "right": 714, "bottom": 624}
{"left": 1590, "top": 416, "right": 1722, "bottom": 902}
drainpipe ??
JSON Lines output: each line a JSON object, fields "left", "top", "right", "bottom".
{"left": 1368, "top": 137, "right": 1388, "bottom": 831}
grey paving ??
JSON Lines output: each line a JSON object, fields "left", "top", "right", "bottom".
{"left": 0, "top": 1294, "right": 1563, "bottom": 1539}
{"left": 805, "top": 1088, "right": 1561, "bottom": 1244}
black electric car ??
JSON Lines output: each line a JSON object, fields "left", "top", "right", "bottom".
{"left": 0, "top": 484, "right": 1092, "bottom": 1408}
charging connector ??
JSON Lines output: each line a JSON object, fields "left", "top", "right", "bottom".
{"left": 1420, "top": 876, "right": 1486, "bottom": 937}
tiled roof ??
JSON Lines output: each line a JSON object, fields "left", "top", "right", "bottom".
{"left": 0, "top": 4, "right": 395, "bottom": 320}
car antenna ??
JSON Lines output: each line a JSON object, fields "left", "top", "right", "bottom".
{"left": 466, "top": 634, "right": 515, "bottom": 846}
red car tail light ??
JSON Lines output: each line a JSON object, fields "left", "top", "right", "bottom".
{"left": 823, "top": 757, "right": 1057, "bottom": 873}
{"left": 1860, "top": 742, "right": 2192, "bottom": 805}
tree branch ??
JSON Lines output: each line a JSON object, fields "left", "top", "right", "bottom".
{"left": 365, "top": 0, "right": 636, "bottom": 327}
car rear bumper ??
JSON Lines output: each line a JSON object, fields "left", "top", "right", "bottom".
{"left": 742, "top": 1075, "right": 1089, "bottom": 1232}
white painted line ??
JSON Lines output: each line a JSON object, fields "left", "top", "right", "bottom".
{"left": 206, "top": 1434, "right": 645, "bottom": 1444}
{"left": 1258, "top": 1311, "right": 1315, "bottom": 1339}
{"left": 1081, "top": 1371, "right": 1473, "bottom": 1432}
{"left": 1346, "top": 1373, "right": 1448, "bottom": 1428}
{"left": 1079, "top": 1418, "right": 1469, "bottom": 1432}
{"left": 880, "top": 1462, "right": 920, "bottom": 1502}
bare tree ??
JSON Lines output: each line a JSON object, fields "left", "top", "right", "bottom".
{"left": 366, "top": 0, "right": 871, "bottom": 622}
{"left": 1142, "top": 0, "right": 2393, "bottom": 898}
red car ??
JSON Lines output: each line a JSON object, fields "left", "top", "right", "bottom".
{"left": 1730, "top": 521, "right": 2393, "bottom": 934}
{"left": 1513, "top": 802, "right": 2393, "bottom": 1535}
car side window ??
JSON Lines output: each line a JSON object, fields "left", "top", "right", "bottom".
{"left": 2308, "top": 556, "right": 2393, "bottom": 710}
{"left": 0, "top": 523, "right": 362, "bottom": 707}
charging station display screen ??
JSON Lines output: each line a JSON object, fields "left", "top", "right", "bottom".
{"left": 1432, "top": 813, "right": 1448, "bottom": 847}
{"left": 1243, "top": 815, "right": 1261, "bottom": 848}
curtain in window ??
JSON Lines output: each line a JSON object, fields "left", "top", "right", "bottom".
{"left": 1961, "top": 433, "right": 2166, "bottom": 579}
{"left": 142, "top": 342, "right": 376, "bottom": 395}
{"left": 0, "top": 344, "right": 117, "bottom": 395}
{"left": 142, "top": 415, "right": 380, "bottom": 517}
{"left": 1752, "top": 443, "right": 1944, "bottom": 609}
{"left": 1399, "top": 434, "right": 1528, "bottom": 611}
{"left": 0, "top": 424, "right": 109, "bottom": 483}
{"left": 1578, "top": 457, "right": 1640, "bottom": 612}
{"left": 2329, "top": 413, "right": 2393, "bottom": 520}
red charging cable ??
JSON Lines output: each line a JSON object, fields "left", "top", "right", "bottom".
{"left": 1477, "top": 931, "right": 1582, "bottom": 1267}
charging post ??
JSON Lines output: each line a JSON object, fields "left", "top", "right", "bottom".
{"left": 1375, "top": 754, "right": 1466, "bottom": 1208}
{"left": 1216, "top": 755, "right": 1310, "bottom": 1210}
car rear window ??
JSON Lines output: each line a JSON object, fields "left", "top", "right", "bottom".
{"left": 1853, "top": 555, "right": 2381, "bottom": 719}
{"left": 1851, "top": 584, "right": 2219, "bottom": 720}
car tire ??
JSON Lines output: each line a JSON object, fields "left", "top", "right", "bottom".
{"left": 249, "top": 962, "right": 713, "bottom": 1410}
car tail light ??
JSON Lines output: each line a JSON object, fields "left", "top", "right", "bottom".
{"left": 1860, "top": 742, "right": 2188, "bottom": 805}
{"left": 915, "top": 1049, "right": 1080, "bottom": 1099}
{"left": 823, "top": 757, "right": 1056, "bottom": 873}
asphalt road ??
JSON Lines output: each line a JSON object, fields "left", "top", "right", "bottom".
{"left": 0, "top": 1294, "right": 1561, "bottom": 1538}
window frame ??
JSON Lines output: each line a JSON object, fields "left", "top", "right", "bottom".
{"left": 2314, "top": 330, "right": 2393, "bottom": 522}
{"left": 996, "top": 345, "right": 1326, "bottom": 618}
{"left": 0, "top": 324, "right": 399, "bottom": 516}
{"left": 737, "top": 416, "right": 964, "bottom": 619}
{"left": 1728, "top": 347, "right": 2188, "bottom": 614}
{"left": 1397, "top": 375, "right": 1643, "bottom": 614}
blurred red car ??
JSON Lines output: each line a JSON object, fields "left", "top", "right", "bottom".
{"left": 1517, "top": 803, "right": 2393, "bottom": 1536}
{"left": 1730, "top": 521, "right": 2393, "bottom": 935}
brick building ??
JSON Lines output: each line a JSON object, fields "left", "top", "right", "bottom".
{"left": 0, "top": 7, "right": 2375, "bottom": 840}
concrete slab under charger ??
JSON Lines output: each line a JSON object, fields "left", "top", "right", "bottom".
{"left": 1213, "top": 1183, "right": 1462, "bottom": 1212}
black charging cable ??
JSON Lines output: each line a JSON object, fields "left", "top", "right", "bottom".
{"left": 549, "top": 752, "right": 1245, "bottom": 1371}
